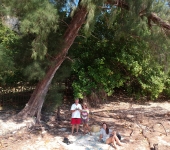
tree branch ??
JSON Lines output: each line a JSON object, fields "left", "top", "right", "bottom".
{"left": 106, "top": 0, "right": 130, "bottom": 10}
{"left": 106, "top": 1, "right": 170, "bottom": 31}
{"left": 148, "top": 13, "right": 170, "bottom": 30}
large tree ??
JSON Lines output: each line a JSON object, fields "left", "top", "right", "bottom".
{"left": 1, "top": 0, "right": 170, "bottom": 122}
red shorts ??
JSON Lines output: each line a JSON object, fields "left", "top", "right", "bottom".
{"left": 71, "top": 118, "right": 81, "bottom": 125}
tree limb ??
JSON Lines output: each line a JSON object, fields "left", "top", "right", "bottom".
{"left": 106, "top": 0, "right": 130, "bottom": 10}
{"left": 106, "top": 1, "right": 170, "bottom": 31}
{"left": 148, "top": 13, "right": 170, "bottom": 30}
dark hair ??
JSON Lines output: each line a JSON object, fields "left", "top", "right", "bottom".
{"left": 82, "top": 103, "right": 87, "bottom": 108}
{"left": 102, "top": 123, "right": 109, "bottom": 134}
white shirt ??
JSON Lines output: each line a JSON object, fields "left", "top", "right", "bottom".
{"left": 100, "top": 128, "right": 112, "bottom": 141}
{"left": 71, "top": 103, "right": 82, "bottom": 118}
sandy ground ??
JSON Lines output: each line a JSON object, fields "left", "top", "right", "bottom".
{"left": 55, "top": 132, "right": 119, "bottom": 150}
{"left": 0, "top": 98, "right": 170, "bottom": 150}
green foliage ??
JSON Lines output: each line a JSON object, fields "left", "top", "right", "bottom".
{"left": 1, "top": 0, "right": 59, "bottom": 60}
{"left": 23, "top": 61, "right": 46, "bottom": 81}
{"left": 1, "top": 0, "right": 170, "bottom": 103}
{"left": 20, "top": 2, "right": 59, "bottom": 60}
{"left": 0, "top": 23, "right": 18, "bottom": 85}
{"left": 71, "top": 7, "right": 169, "bottom": 100}
{"left": 162, "top": 72, "right": 170, "bottom": 97}
{"left": 43, "top": 84, "right": 63, "bottom": 111}
{"left": 0, "top": 1, "right": 72, "bottom": 83}
{"left": 43, "top": 59, "right": 72, "bottom": 110}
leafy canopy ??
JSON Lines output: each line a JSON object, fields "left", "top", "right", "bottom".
{"left": 71, "top": 3, "right": 170, "bottom": 99}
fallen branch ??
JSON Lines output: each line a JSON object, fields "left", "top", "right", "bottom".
{"left": 141, "top": 128, "right": 152, "bottom": 148}
{"left": 141, "top": 128, "right": 159, "bottom": 150}
{"left": 153, "top": 122, "right": 168, "bottom": 136}
{"left": 129, "top": 129, "right": 133, "bottom": 136}
{"left": 130, "top": 106, "right": 155, "bottom": 149}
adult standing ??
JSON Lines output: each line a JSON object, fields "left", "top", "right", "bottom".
{"left": 70, "top": 98, "right": 82, "bottom": 135}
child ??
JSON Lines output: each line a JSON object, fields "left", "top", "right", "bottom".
{"left": 81, "top": 103, "right": 91, "bottom": 134}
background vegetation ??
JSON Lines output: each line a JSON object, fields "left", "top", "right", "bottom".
{"left": 1, "top": 0, "right": 170, "bottom": 111}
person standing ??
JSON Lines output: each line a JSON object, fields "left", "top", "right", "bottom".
{"left": 70, "top": 98, "right": 82, "bottom": 135}
{"left": 81, "top": 103, "right": 91, "bottom": 134}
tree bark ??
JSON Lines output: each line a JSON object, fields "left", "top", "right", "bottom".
{"left": 17, "top": 6, "right": 88, "bottom": 122}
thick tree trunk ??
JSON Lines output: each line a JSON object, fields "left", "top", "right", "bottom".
{"left": 17, "top": 6, "right": 88, "bottom": 122}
